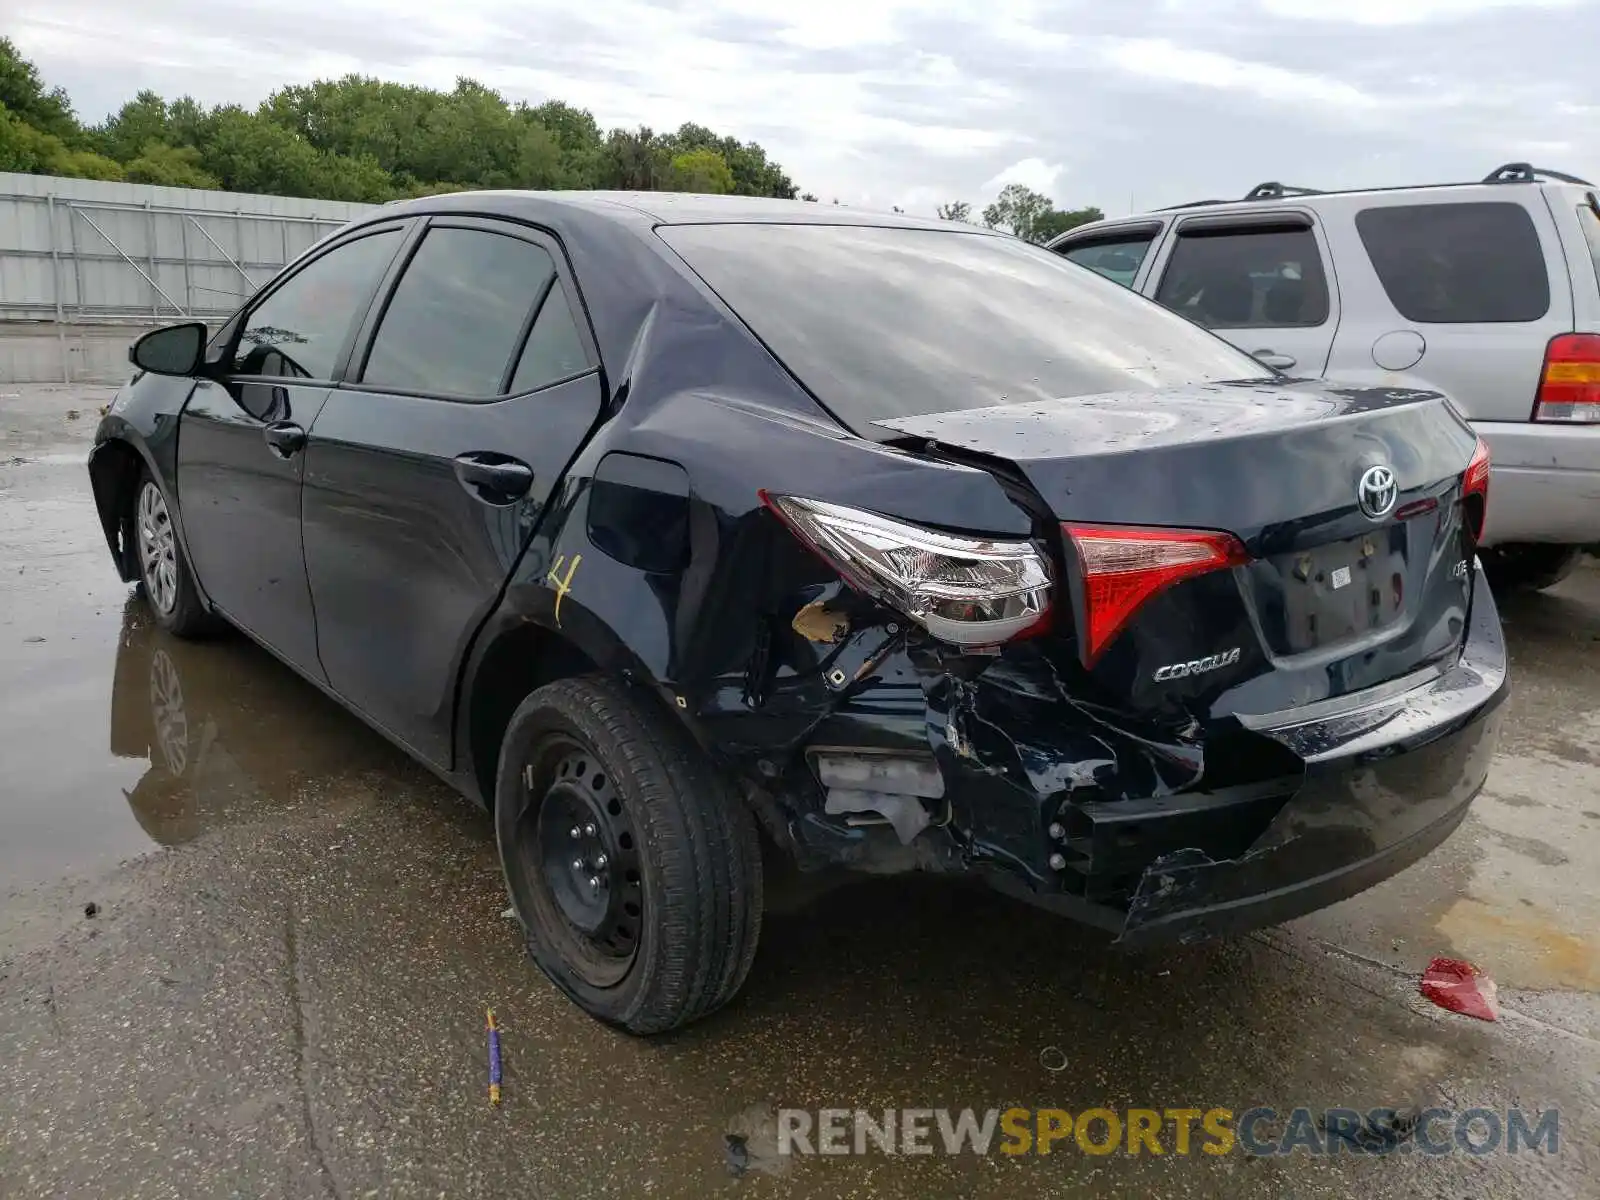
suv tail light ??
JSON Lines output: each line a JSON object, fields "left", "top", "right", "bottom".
{"left": 1534, "top": 334, "right": 1600, "bottom": 422}
{"left": 1462, "top": 437, "right": 1490, "bottom": 542}
{"left": 1065, "top": 524, "right": 1249, "bottom": 665}
{"left": 763, "top": 494, "right": 1052, "bottom": 648}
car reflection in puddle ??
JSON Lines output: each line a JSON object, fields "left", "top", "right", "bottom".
{"left": 109, "top": 596, "right": 408, "bottom": 846}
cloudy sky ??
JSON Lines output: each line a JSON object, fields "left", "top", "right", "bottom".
{"left": 9, "top": 0, "right": 1599, "bottom": 216}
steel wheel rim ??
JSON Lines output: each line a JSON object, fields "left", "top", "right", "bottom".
{"left": 136, "top": 481, "right": 178, "bottom": 616}
{"left": 516, "top": 736, "right": 644, "bottom": 987}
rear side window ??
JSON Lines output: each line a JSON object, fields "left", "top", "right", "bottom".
{"left": 510, "top": 288, "right": 589, "bottom": 393}
{"left": 363, "top": 228, "right": 556, "bottom": 398}
{"left": 657, "top": 223, "right": 1272, "bottom": 428}
{"left": 1355, "top": 202, "right": 1549, "bottom": 323}
{"left": 1154, "top": 225, "right": 1330, "bottom": 329}
{"left": 1579, "top": 196, "right": 1600, "bottom": 294}
{"left": 1058, "top": 232, "right": 1157, "bottom": 288}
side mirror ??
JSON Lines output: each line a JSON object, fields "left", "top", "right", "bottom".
{"left": 129, "top": 322, "right": 209, "bottom": 377}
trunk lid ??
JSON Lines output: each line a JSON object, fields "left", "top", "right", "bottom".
{"left": 877, "top": 379, "right": 1483, "bottom": 717}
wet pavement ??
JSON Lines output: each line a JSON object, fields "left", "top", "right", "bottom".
{"left": 2, "top": 383, "right": 1597, "bottom": 1197}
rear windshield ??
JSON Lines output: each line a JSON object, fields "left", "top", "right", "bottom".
{"left": 657, "top": 223, "right": 1272, "bottom": 428}
{"left": 1579, "top": 197, "right": 1600, "bottom": 294}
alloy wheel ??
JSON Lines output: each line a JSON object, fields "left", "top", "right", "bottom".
{"left": 136, "top": 481, "right": 179, "bottom": 616}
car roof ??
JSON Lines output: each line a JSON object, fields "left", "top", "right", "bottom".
{"left": 337, "top": 190, "right": 1001, "bottom": 408}
{"left": 376, "top": 189, "right": 981, "bottom": 232}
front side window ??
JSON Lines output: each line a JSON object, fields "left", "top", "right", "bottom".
{"left": 1355, "top": 202, "right": 1550, "bottom": 323}
{"left": 1058, "top": 233, "right": 1157, "bottom": 288}
{"left": 362, "top": 228, "right": 558, "bottom": 398}
{"left": 1154, "top": 225, "right": 1331, "bottom": 329}
{"left": 657, "top": 223, "right": 1271, "bottom": 429}
{"left": 232, "top": 229, "right": 402, "bottom": 380}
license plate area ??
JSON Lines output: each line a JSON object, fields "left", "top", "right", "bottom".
{"left": 1263, "top": 528, "right": 1410, "bottom": 653}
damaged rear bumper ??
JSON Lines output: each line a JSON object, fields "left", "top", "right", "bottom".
{"left": 1116, "top": 569, "right": 1508, "bottom": 944}
{"left": 774, "top": 567, "right": 1507, "bottom": 947}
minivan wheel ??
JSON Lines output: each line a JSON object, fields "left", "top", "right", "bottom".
{"left": 1481, "top": 544, "right": 1584, "bottom": 593}
{"left": 127, "top": 470, "right": 213, "bottom": 638}
{"left": 495, "top": 677, "right": 763, "bottom": 1034}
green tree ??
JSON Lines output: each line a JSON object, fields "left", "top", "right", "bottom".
{"left": 982, "top": 184, "right": 1054, "bottom": 241}
{"left": 936, "top": 201, "right": 971, "bottom": 222}
{"left": 123, "top": 141, "right": 218, "bottom": 188}
{"left": 601, "top": 127, "right": 666, "bottom": 190}
{"left": 668, "top": 147, "right": 734, "bottom": 193}
{"left": 0, "top": 37, "right": 78, "bottom": 140}
{"left": 1031, "top": 205, "right": 1103, "bottom": 243}
{"left": 94, "top": 90, "right": 176, "bottom": 161}
{"left": 0, "top": 40, "right": 805, "bottom": 203}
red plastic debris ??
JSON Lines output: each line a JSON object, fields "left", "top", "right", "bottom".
{"left": 1420, "top": 957, "right": 1499, "bottom": 1021}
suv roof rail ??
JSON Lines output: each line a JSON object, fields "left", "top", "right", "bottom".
{"left": 1243, "top": 181, "right": 1323, "bottom": 200}
{"left": 1483, "top": 162, "right": 1595, "bottom": 186}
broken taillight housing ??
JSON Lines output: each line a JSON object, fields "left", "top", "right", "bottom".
{"left": 1064, "top": 524, "right": 1249, "bottom": 665}
{"left": 1533, "top": 333, "right": 1600, "bottom": 422}
{"left": 763, "top": 494, "right": 1052, "bottom": 647}
{"left": 1462, "top": 436, "right": 1490, "bottom": 543}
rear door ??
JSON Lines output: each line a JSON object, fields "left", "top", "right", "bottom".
{"left": 1142, "top": 211, "right": 1339, "bottom": 376}
{"left": 1320, "top": 194, "right": 1572, "bottom": 419}
{"left": 299, "top": 217, "right": 604, "bottom": 765}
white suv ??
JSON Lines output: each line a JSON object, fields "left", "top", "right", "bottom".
{"left": 1050, "top": 162, "right": 1600, "bottom": 591}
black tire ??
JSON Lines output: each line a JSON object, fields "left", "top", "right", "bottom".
{"left": 1481, "top": 544, "right": 1583, "bottom": 593}
{"left": 124, "top": 468, "right": 214, "bottom": 638}
{"left": 495, "top": 676, "right": 763, "bottom": 1034}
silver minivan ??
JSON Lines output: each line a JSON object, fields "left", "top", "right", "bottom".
{"left": 1051, "top": 163, "right": 1600, "bottom": 591}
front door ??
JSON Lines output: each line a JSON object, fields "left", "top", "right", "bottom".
{"left": 1143, "top": 212, "right": 1340, "bottom": 377}
{"left": 176, "top": 226, "right": 407, "bottom": 677}
{"left": 300, "top": 218, "right": 604, "bottom": 765}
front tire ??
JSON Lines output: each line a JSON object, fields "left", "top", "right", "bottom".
{"left": 495, "top": 677, "right": 763, "bottom": 1034}
{"left": 127, "top": 470, "right": 213, "bottom": 637}
{"left": 1481, "top": 544, "right": 1583, "bottom": 593}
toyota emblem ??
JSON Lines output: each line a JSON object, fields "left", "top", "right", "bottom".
{"left": 1357, "top": 465, "right": 1398, "bottom": 521}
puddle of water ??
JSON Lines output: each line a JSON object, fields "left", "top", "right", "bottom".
{"left": 0, "top": 463, "right": 406, "bottom": 885}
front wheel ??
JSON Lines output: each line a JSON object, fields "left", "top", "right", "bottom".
{"left": 495, "top": 677, "right": 763, "bottom": 1034}
{"left": 128, "top": 470, "right": 214, "bottom": 637}
{"left": 1481, "top": 544, "right": 1584, "bottom": 593}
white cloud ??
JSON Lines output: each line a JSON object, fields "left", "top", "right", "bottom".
{"left": 1258, "top": 0, "right": 1581, "bottom": 23}
{"left": 7, "top": 0, "right": 1598, "bottom": 218}
{"left": 981, "top": 158, "right": 1065, "bottom": 198}
{"left": 1100, "top": 38, "right": 1381, "bottom": 111}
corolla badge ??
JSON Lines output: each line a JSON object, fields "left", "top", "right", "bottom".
{"left": 1357, "top": 464, "right": 1398, "bottom": 521}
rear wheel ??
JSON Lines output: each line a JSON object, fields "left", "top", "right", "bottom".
{"left": 1481, "top": 544, "right": 1583, "bottom": 593}
{"left": 127, "top": 470, "right": 214, "bottom": 638}
{"left": 495, "top": 677, "right": 763, "bottom": 1034}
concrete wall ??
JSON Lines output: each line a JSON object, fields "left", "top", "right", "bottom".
{"left": 0, "top": 173, "right": 379, "bottom": 383}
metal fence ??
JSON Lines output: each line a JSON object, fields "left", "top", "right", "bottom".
{"left": 0, "top": 173, "right": 377, "bottom": 382}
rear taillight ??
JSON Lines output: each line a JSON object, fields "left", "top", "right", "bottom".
{"left": 1065, "top": 524, "right": 1249, "bottom": 665}
{"left": 1462, "top": 437, "right": 1490, "bottom": 542}
{"left": 1534, "top": 334, "right": 1600, "bottom": 422}
{"left": 763, "top": 494, "right": 1052, "bottom": 648}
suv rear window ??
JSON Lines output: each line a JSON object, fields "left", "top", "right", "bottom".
{"left": 1579, "top": 196, "right": 1600, "bottom": 293}
{"left": 657, "top": 223, "right": 1271, "bottom": 428}
{"left": 1355, "top": 202, "right": 1550, "bottom": 323}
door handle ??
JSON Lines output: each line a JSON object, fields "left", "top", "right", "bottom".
{"left": 263, "top": 421, "right": 307, "bottom": 457}
{"left": 1252, "top": 349, "right": 1297, "bottom": 370}
{"left": 453, "top": 453, "right": 534, "bottom": 503}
